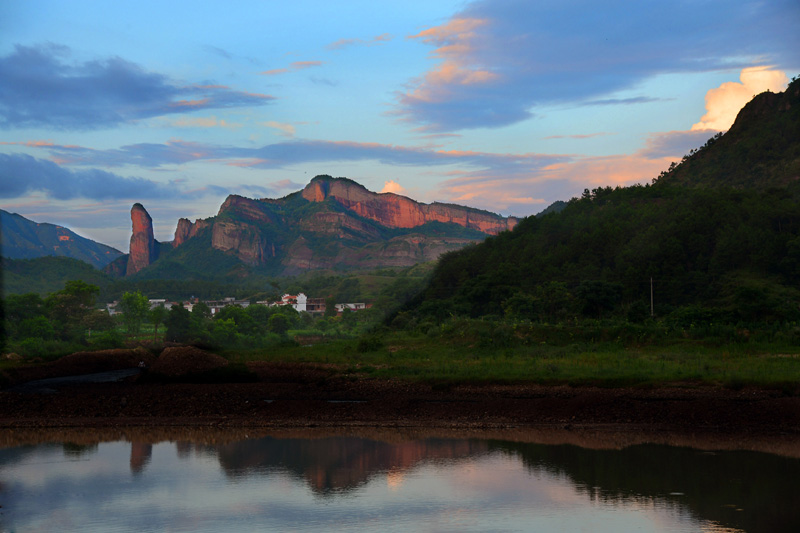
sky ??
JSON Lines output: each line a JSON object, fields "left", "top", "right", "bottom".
{"left": 0, "top": 0, "right": 797, "bottom": 252}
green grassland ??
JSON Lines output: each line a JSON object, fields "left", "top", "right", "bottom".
{"left": 222, "top": 322, "right": 800, "bottom": 391}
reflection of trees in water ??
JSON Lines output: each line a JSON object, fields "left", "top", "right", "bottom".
{"left": 63, "top": 442, "right": 99, "bottom": 457}
{"left": 487, "top": 441, "right": 800, "bottom": 533}
{"left": 211, "top": 437, "right": 488, "bottom": 495}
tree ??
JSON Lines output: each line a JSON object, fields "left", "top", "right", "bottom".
{"left": 119, "top": 291, "right": 150, "bottom": 335}
{"left": 17, "top": 316, "right": 55, "bottom": 340}
{"left": 211, "top": 318, "right": 238, "bottom": 345}
{"left": 45, "top": 280, "right": 100, "bottom": 340}
{"left": 268, "top": 314, "right": 290, "bottom": 335}
{"left": 150, "top": 304, "right": 169, "bottom": 343}
{"left": 165, "top": 304, "right": 192, "bottom": 343}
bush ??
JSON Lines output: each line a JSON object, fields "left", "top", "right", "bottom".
{"left": 356, "top": 335, "right": 385, "bottom": 353}
{"left": 88, "top": 330, "right": 125, "bottom": 350}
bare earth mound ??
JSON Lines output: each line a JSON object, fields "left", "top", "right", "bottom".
{"left": 149, "top": 346, "right": 229, "bottom": 377}
{"left": 3, "top": 347, "right": 156, "bottom": 384}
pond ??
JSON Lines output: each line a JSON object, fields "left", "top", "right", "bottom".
{"left": 1, "top": 428, "right": 797, "bottom": 532}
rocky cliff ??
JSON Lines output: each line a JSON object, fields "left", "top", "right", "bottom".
{"left": 301, "top": 176, "right": 518, "bottom": 234}
{"left": 173, "top": 217, "right": 210, "bottom": 247}
{"left": 125, "top": 203, "right": 159, "bottom": 276}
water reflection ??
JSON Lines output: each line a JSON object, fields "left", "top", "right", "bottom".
{"left": 0, "top": 429, "right": 798, "bottom": 532}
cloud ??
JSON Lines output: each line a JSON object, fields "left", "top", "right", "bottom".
{"left": 432, "top": 123, "right": 724, "bottom": 216}
{"left": 310, "top": 77, "right": 338, "bottom": 87}
{"left": 327, "top": 33, "right": 393, "bottom": 50}
{"left": 171, "top": 116, "right": 243, "bottom": 129}
{"left": 27, "top": 138, "right": 570, "bottom": 172}
{"left": 543, "top": 133, "right": 614, "bottom": 140}
{"left": 204, "top": 45, "right": 233, "bottom": 60}
{"left": 0, "top": 153, "right": 185, "bottom": 200}
{"left": 271, "top": 179, "right": 305, "bottom": 190}
{"left": 582, "top": 97, "right": 666, "bottom": 106}
{"left": 263, "top": 121, "right": 296, "bottom": 137}
{"left": 0, "top": 44, "right": 274, "bottom": 130}
{"left": 432, "top": 152, "right": 674, "bottom": 217}
{"left": 692, "top": 67, "right": 789, "bottom": 131}
{"left": 638, "top": 129, "right": 719, "bottom": 159}
{"left": 260, "top": 61, "right": 323, "bottom": 76}
{"left": 395, "top": 0, "right": 799, "bottom": 132}
{"left": 381, "top": 180, "right": 406, "bottom": 194}
{"left": 203, "top": 45, "right": 261, "bottom": 66}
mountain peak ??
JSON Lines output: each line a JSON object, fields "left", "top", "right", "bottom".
{"left": 658, "top": 78, "right": 800, "bottom": 189}
{"left": 126, "top": 203, "right": 158, "bottom": 276}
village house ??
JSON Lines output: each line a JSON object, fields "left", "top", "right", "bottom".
{"left": 334, "top": 302, "right": 372, "bottom": 315}
{"left": 205, "top": 297, "right": 250, "bottom": 315}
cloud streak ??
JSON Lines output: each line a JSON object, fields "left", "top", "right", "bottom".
{"left": 260, "top": 61, "right": 323, "bottom": 76}
{"left": 25, "top": 139, "right": 570, "bottom": 176}
{"left": 327, "top": 33, "right": 392, "bottom": 50}
{"left": 395, "top": 0, "right": 800, "bottom": 132}
{"left": 0, "top": 44, "right": 275, "bottom": 130}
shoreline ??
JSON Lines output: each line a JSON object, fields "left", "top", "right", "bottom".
{"left": 3, "top": 370, "right": 800, "bottom": 447}
{"left": 3, "top": 359, "right": 799, "bottom": 456}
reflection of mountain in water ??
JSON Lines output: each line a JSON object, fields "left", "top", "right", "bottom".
{"left": 129, "top": 442, "right": 152, "bottom": 474}
{"left": 193, "top": 436, "right": 799, "bottom": 531}
{"left": 488, "top": 441, "right": 800, "bottom": 533}
{"left": 210, "top": 437, "right": 489, "bottom": 495}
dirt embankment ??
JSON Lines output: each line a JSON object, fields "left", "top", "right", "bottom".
{"left": 1, "top": 347, "right": 799, "bottom": 441}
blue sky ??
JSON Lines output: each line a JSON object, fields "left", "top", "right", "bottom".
{"left": 1, "top": 0, "right": 797, "bottom": 251}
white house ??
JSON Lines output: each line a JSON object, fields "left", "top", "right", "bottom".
{"left": 270, "top": 293, "right": 307, "bottom": 312}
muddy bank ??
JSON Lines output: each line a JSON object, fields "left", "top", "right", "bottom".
{"left": 1, "top": 359, "right": 799, "bottom": 445}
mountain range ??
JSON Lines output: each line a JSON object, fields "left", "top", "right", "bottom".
{"left": 103, "top": 175, "right": 518, "bottom": 280}
{"left": 0, "top": 209, "right": 122, "bottom": 269}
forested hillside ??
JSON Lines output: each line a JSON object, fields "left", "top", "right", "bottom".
{"left": 408, "top": 80, "right": 800, "bottom": 327}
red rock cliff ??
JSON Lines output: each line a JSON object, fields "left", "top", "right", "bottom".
{"left": 126, "top": 203, "right": 158, "bottom": 275}
{"left": 173, "top": 218, "right": 210, "bottom": 247}
{"left": 301, "top": 177, "right": 517, "bottom": 235}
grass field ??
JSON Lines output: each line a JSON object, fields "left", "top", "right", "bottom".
{"left": 223, "top": 329, "right": 800, "bottom": 391}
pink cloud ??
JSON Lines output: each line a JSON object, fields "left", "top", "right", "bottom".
{"left": 260, "top": 61, "right": 323, "bottom": 76}
{"left": 327, "top": 33, "right": 393, "bottom": 50}
{"left": 170, "top": 98, "right": 212, "bottom": 108}
{"left": 262, "top": 121, "right": 296, "bottom": 137}
{"left": 225, "top": 158, "right": 272, "bottom": 167}
{"left": 692, "top": 66, "right": 789, "bottom": 131}
{"left": 381, "top": 180, "right": 406, "bottom": 194}
{"left": 402, "top": 18, "right": 498, "bottom": 107}
{"left": 171, "top": 116, "right": 243, "bottom": 129}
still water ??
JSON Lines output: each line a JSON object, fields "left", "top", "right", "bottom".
{"left": 1, "top": 430, "right": 798, "bottom": 532}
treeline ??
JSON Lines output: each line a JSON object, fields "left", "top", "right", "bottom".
{"left": 2, "top": 280, "right": 118, "bottom": 358}
{"left": 407, "top": 182, "right": 800, "bottom": 329}
{"left": 2, "top": 266, "right": 429, "bottom": 357}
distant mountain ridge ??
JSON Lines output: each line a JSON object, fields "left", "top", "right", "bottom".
{"left": 107, "top": 175, "right": 518, "bottom": 279}
{"left": 0, "top": 209, "right": 122, "bottom": 269}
